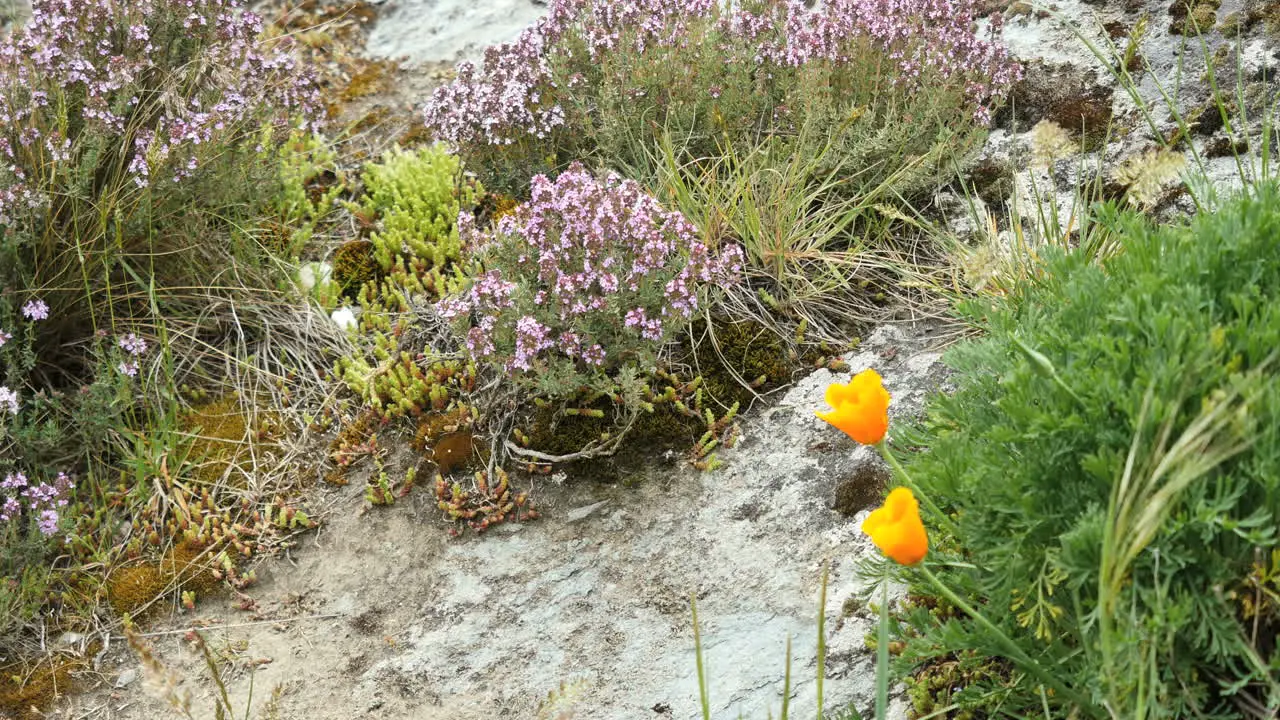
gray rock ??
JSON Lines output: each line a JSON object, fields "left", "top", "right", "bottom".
{"left": 566, "top": 500, "right": 609, "bottom": 522}
{"left": 364, "top": 0, "right": 547, "bottom": 65}
{"left": 114, "top": 668, "right": 138, "bottom": 689}
{"left": 342, "top": 323, "right": 949, "bottom": 719}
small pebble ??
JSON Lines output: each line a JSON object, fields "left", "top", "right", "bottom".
{"left": 114, "top": 668, "right": 137, "bottom": 689}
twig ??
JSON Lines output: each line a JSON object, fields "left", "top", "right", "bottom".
{"left": 71, "top": 703, "right": 109, "bottom": 720}
{"left": 112, "top": 613, "right": 345, "bottom": 640}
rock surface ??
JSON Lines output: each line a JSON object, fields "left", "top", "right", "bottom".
{"left": 364, "top": 0, "right": 545, "bottom": 64}
{"left": 58, "top": 324, "right": 947, "bottom": 720}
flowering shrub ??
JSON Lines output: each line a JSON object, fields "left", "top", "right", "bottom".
{"left": 0, "top": 0, "right": 317, "bottom": 371}
{"left": 439, "top": 164, "right": 743, "bottom": 397}
{"left": 1, "top": 300, "right": 152, "bottom": 527}
{"left": 0, "top": 0, "right": 320, "bottom": 651}
{"left": 0, "top": 471, "right": 72, "bottom": 537}
{"left": 0, "top": 292, "right": 149, "bottom": 641}
{"left": 424, "top": 0, "right": 1021, "bottom": 195}
{"left": 0, "top": 306, "right": 74, "bottom": 542}
{"left": 0, "top": 0, "right": 315, "bottom": 216}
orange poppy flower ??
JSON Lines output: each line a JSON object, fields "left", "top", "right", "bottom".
{"left": 816, "top": 369, "right": 890, "bottom": 445}
{"left": 862, "top": 487, "right": 929, "bottom": 565}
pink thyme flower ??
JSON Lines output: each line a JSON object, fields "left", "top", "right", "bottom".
{"left": 37, "top": 509, "right": 59, "bottom": 536}
{"left": 0, "top": 386, "right": 18, "bottom": 415}
{"left": 439, "top": 163, "right": 742, "bottom": 375}
{"left": 22, "top": 299, "right": 49, "bottom": 321}
{"left": 117, "top": 361, "right": 139, "bottom": 377}
{"left": 118, "top": 333, "right": 147, "bottom": 356}
{"left": 0, "top": 329, "right": 10, "bottom": 347}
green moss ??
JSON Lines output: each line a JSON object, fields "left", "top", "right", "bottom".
{"left": 412, "top": 407, "right": 472, "bottom": 452}
{"left": 106, "top": 541, "right": 220, "bottom": 618}
{"left": 1169, "top": 0, "right": 1222, "bottom": 34}
{"left": 905, "top": 654, "right": 1007, "bottom": 719}
{"left": 1250, "top": 0, "right": 1280, "bottom": 34}
{"left": 691, "top": 319, "right": 795, "bottom": 410}
{"left": 1191, "top": 3, "right": 1220, "bottom": 29}
{"left": 398, "top": 121, "right": 434, "bottom": 148}
{"left": 832, "top": 463, "right": 890, "bottom": 517}
{"left": 628, "top": 403, "right": 701, "bottom": 446}
{"left": 1187, "top": 101, "right": 1227, "bottom": 138}
{"left": 1047, "top": 87, "right": 1114, "bottom": 152}
{"left": 524, "top": 405, "right": 612, "bottom": 458}
{"left": 338, "top": 58, "right": 397, "bottom": 104}
{"left": 332, "top": 239, "right": 380, "bottom": 297}
{"left": 432, "top": 430, "right": 476, "bottom": 474}
{"left": 967, "top": 158, "right": 1015, "bottom": 208}
{"left": 516, "top": 319, "right": 794, "bottom": 467}
{"left": 475, "top": 191, "right": 520, "bottom": 228}
{"left": 998, "top": 63, "right": 1115, "bottom": 152}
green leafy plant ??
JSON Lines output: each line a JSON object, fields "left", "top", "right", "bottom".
{"left": 330, "top": 145, "right": 481, "bottom": 426}
{"left": 354, "top": 144, "right": 479, "bottom": 277}
{"left": 273, "top": 130, "right": 346, "bottom": 256}
{"left": 897, "top": 182, "right": 1280, "bottom": 718}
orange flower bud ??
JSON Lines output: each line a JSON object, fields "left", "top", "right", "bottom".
{"left": 862, "top": 487, "right": 928, "bottom": 566}
{"left": 816, "top": 369, "right": 890, "bottom": 445}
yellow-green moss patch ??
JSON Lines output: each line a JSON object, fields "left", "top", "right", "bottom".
{"left": 182, "top": 395, "right": 281, "bottom": 487}
{"left": 0, "top": 653, "right": 87, "bottom": 719}
{"left": 106, "top": 541, "right": 221, "bottom": 618}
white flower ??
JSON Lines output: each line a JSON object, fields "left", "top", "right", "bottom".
{"left": 0, "top": 386, "right": 18, "bottom": 415}
{"left": 330, "top": 306, "right": 358, "bottom": 332}
{"left": 296, "top": 261, "right": 333, "bottom": 294}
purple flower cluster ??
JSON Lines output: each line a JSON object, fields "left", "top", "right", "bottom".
{"left": 0, "top": 471, "right": 72, "bottom": 536}
{"left": 439, "top": 163, "right": 742, "bottom": 373}
{"left": 21, "top": 298, "right": 48, "bottom": 321}
{"left": 118, "top": 333, "right": 148, "bottom": 356}
{"left": 116, "top": 331, "right": 148, "bottom": 376}
{"left": 0, "top": 0, "right": 319, "bottom": 223}
{"left": 423, "top": 0, "right": 1021, "bottom": 146}
{"left": 422, "top": 26, "right": 566, "bottom": 148}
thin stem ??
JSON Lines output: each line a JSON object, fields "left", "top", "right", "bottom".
{"left": 816, "top": 561, "right": 828, "bottom": 719}
{"left": 918, "top": 565, "right": 1102, "bottom": 718}
{"left": 876, "top": 580, "right": 889, "bottom": 719}
{"left": 876, "top": 442, "right": 959, "bottom": 538}
{"left": 780, "top": 635, "right": 792, "bottom": 719}
{"left": 692, "top": 594, "right": 711, "bottom": 720}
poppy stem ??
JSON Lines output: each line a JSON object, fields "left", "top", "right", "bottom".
{"left": 918, "top": 564, "right": 1103, "bottom": 718}
{"left": 875, "top": 580, "right": 889, "bottom": 719}
{"left": 875, "top": 442, "right": 959, "bottom": 538}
